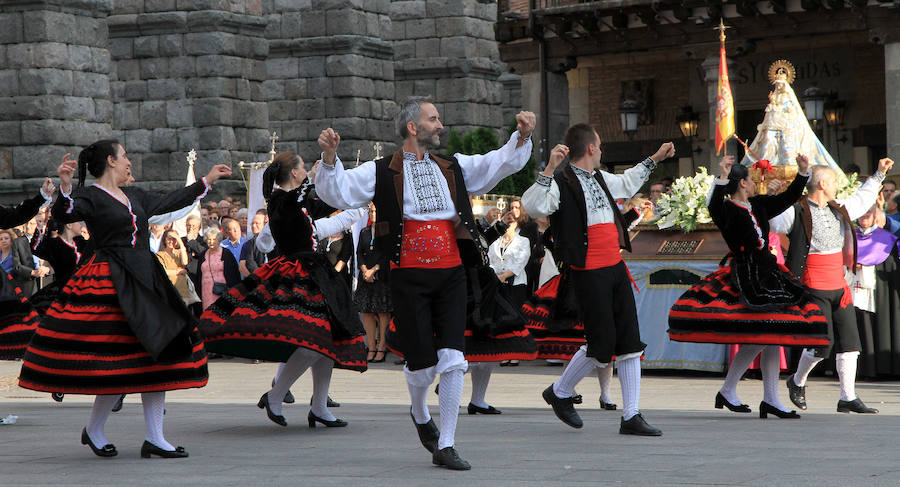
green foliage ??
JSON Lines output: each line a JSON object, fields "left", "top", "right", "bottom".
{"left": 444, "top": 123, "right": 536, "bottom": 196}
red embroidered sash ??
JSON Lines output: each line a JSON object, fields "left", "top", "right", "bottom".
{"left": 393, "top": 220, "right": 461, "bottom": 269}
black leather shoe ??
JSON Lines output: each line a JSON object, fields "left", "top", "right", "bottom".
{"left": 283, "top": 389, "right": 295, "bottom": 404}
{"left": 571, "top": 393, "right": 583, "bottom": 405}
{"left": 81, "top": 428, "right": 117, "bottom": 457}
{"left": 257, "top": 393, "right": 287, "bottom": 427}
{"left": 140, "top": 441, "right": 188, "bottom": 458}
{"left": 599, "top": 400, "right": 618, "bottom": 411}
{"left": 432, "top": 446, "right": 471, "bottom": 470}
{"left": 308, "top": 411, "right": 348, "bottom": 428}
{"left": 467, "top": 403, "right": 502, "bottom": 415}
{"left": 327, "top": 396, "right": 340, "bottom": 408}
{"left": 411, "top": 408, "right": 440, "bottom": 453}
{"left": 51, "top": 392, "right": 65, "bottom": 403}
{"left": 786, "top": 376, "right": 807, "bottom": 410}
{"left": 542, "top": 385, "right": 583, "bottom": 429}
{"left": 837, "top": 398, "right": 879, "bottom": 414}
{"left": 758, "top": 401, "right": 800, "bottom": 419}
{"left": 111, "top": 394, "right": 125, "bottom": 413}
{"left": 715, "top": 392, "right": 751, "bottom": 413}
{"left": 619, "top": 413, "right": 662, "bottom": 436}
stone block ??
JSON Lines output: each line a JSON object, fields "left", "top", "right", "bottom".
{"left": 21, "top": 120, "right": 73, "bottom": 145}
{"left": 0, "top": 70, "right": 19, "bottom": 97}
{"left": 166, "top": 100, "right": 193, "bottom": 127}
{"left": 134, "top": 36, "right": 159, "bottom": 58}
{"left": 0, "top": 122, "right": 21, "bottom": 145}
{"left": 186, "top": 77, "right": 236, "bottom": 98}
{"left": 367, "top": 118, "right": 394, "bottom": 139}
{"left": 436, "top": 78, "right": 487, "bottom": 103}
{"left": 168, "top": 56, "right": 196, "bottom": 78}
{"left": 280, "top": 12, "right": 303, "bottom": 38}
{"left": 19, "top": 68, "right": 73, "bottom": 96}
{"left": 332, "top": 76, "right": 374, "bottom": 97}
{"left": 311, "top": 0, "right": 366, "bottom": 9}
{"left": 280, "top": 121, "right": 306, "bottom": 141}
{"left": 425, "top": 0, "right": 477, "bottom": 18}
{"left": 404, "top": 18, "right": 435, "bottom": 39}
{"left": 300, "top": 11, "right": 327, "bottom": 37}
{"left": 109, "top": 38, "right": 133, "bottom": 60}
{"left": 260, "top": 80, "right": 285, "bottom": 101}
{"left": 275, "top": 0, "right": 313, "bottom": 11}
{"left": 415, "top": 38, "right": 439, "bottom": 58}
{"left": 12, "top": 145, "right": 66, "bottom": 178}
{"left": 374, "top": 79, "right": 394, "bottom": 99}
{"left": 326, "top": 97, "right": 371, "bottom": 118}
{"left": 440, "top": 36, "right": 477, "bottom": 58}
{"left": 476, "top": 38, "right": 499, "bottom": 60}
{"left": 299, "top": 56, "right": 326, "bottom": 78}
{"left": 382, "top": 100, "right": 398, "bottom": 119}
{"left": 306, "top": 77, "right": 331, "bottom": 98}
{"left": 140, "top": 58, "right": 169, "bottom": 79}
{"left": 435, "top": 16, "right": 491, "bottom": 39}
{"left": 390, "top": 1, "right": 426, "bottom": 20}
{"left": 159, "top": 34, "right": 183, "bottom": 56}
{"left": 332, "top": 117, "right": 367, "bottom": 139}
{"left": 0, "top": 13, "right": 23, "bottom": 44}
{"left": 412, "top": 79, "right": 435, "bottom": 96}
{"left": 114, "top": 0, "right": 143, "bottom": 14}
{"left": 91, "top": 47, "right": 111, "bottom": 73}
{"left": 62, "top": 96, "right": 95, "bottom": 121}
{"left": 245, "top": 101, "right": 269, "bottom": 128}
{"left": 267, "top": 100, "right": 296, "bottom": 121}
{"left": 196, "top": 55, "right": 243, "bottom": 77}
{"left": 140, "top": 101, "right": 167, "bottom": 128}
{"left": 124, "top": 80, "right": 147, "bottom": 100}
{"left": 146, "top": 0, "right": 177, "bottom": 12}
{"left": 141, "top": 153, "right": 169, "bottom": 181}
{"left": 237, "top": 128, "right": 274, "bottom": 152}
{"left": 75, "top": 15, "right": 107, "bottom": 48}
{"left": 284, "top": 79, "right": 307, "bottom": 99}
{"left": 148, "top": 79, "right": 182, "bottom": 99}
{"left": 247, "top": 59, "right": 268, "bottom": 81}
{"left": 326, "top": 54, "right": 379, "bottom": 78}
{"left": 394, "top": 40, "right": 415, "bottom": 60}
{"left": 325, "top": 9, "right": 367, "bottom": 35}
{"left": 73, "top": 72, "right": 110, "bottom": 98}
{"left": 115, "top": 101, "right": 141, "bottom": 130}
{"left": 33, "top": 43, "right": 70, "bottom": 70}
{"left": 126, "top": 129, "right": 153, "bottom": 153}
{"left": 296, "top": 98, "right": 326, "bottom": 119}
{"left": 151, "top": 128, "right": 178, "bottom": 152}
{"left": 185, "top": 32, "right": 236, "bottom": 56}
{"left": 95, "top": 100, "right": 114, "bottom": 122}
{"left": 116, "top": 59, "right": 140, "bottom": 81}
{"left": 177, "top": 127, "right": 199, "bottom": 151}
{"left": 198, "top": 126, "right": 236, "bottom": 150}
{"left": 235, "top": 78, "right": 251, "bottom": 100}
{"left": 22, "top": 11, "right": 76, "bottom": 43}
{"left": 194, "top": 98, "right": 234, "bottom": 126}
{"left": 475, "top": 1, "right": 497, "bottom": 21}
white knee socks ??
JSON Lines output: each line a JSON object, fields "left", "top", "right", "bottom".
{"left": 836, "top": 351, "right": 859, "bottom": 402}
{"left": 618, "top": 356, "right": 642, "bottom": 421}
{"left": 760, "top": 346, "right": 790, "bottom": 412}
{"left": 597, "top": 362, "right": 614, "bottom": 404}
{"left": 86, "top": 394, "right": 120, "bottom": 447}
{"left": 142, "top": 391, "right": 174, "bottom": 451}
{"left": 468, "top": 362, "right": 492, "bottom": 409}
{"left": 310, "top": 357, "right": 336, "bottom": 421}
{"left": 719, "top": 345, "right": 764, "bottom": 405}
{"left": 792, "top": 348, "right": 824, "bottom": 387}
{"left": 437, "top": 369, "right": 464, "bottom": 450}
{"left": 407, "top": 381, "right": 431, "bottom": 424}
{"left": 268, "top": 348, "right": 318, "bottom": 416}
{"left": 553, "top": 347, "right": 599, "bottom": 398}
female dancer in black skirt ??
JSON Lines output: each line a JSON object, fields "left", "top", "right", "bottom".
{"left": 199, "top": 152, "right": 367, "bottom": 428}
{"left": 19, "top": 141, "right": 231, "bottom": 458}
{"left": 30, "top": 220, "right": 94, "bottom": 314}
{"left": 0, "top": 178, "right": 56, "bottom": 360}
{"left": 668, "top": 155, "right": 829, "bottom": 418}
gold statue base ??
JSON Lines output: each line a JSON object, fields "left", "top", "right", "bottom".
{"left": 750, "top": 165, "right": 798, "bottom": 195}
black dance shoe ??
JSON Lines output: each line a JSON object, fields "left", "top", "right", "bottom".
{"left": 571, "top": 393, "right": 583, "bottom": 405}
{"left": 140, "top": 441, "right": 189, "bottom": 458}
{"left": 257, "top": 393, "right": 287, "bottom": 427}
{"left": 370, "top": 350, "right": 387, "bottom": 363}
{"left": 81, "top": 428, "right": 117, "bottom": 457}
{"left": 410, "top": 408, "right": 440, "bottom": 453}
{"left": 837, "top": 398, "right": 879, "bottom": 414}
{"left": 599, "top": 400, "right": 618, "bottom": 411}
{"left": 272, "top": 380, "right": 295, "bottom": 404}
{"left": 307, "top": 411, "right": 348, "bottom": 428}
{"left": 327, "top": 396, "right": 340, "bottom": 408}
{"left": 432, "top": 446, "right": 472, "bottom": 471}
{"left": 111, "top": 394, "right": 125, "bottom": 413}
{"left": 715, "top": 392, "right": 751, "bottom": 413}
{"left": 619, "top": 413, "right": 662, "bottom": 436}
{"left": 51, "top": 392, "right": 65, "bottom": 403}
{"left": 467, "top": 403, "right": 502, "bottom": 415}
{"left": 542, "top": 385, "right": 583, "bottom": 429}
{"left": 786, "top": 376, "right": 807, "bottom": 410}
{"left": 758, "top": 401, "right": 800, "bottom": 419}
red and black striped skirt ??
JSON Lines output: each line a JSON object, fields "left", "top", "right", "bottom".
{"left": 18, "top": 259, "right": 209, "bottom": 394}
{"left": 668, "top": 266, "right": 830, "bottom": 346}
{"left": 198, "top": 256, "right": 367, "bottom": 371}
{"left": 521, "top": 274, "right": 586, "bottom": 360}
{"left": 0, "top": 274, "right": 41, "bottom": 360}
{"left": 384, "top": 319, "right": 538, "bottom": 363}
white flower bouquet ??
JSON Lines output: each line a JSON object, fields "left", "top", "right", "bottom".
{"left": 655, "top": 167, "right": 715, "bottom": 233}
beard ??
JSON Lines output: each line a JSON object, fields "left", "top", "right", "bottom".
{"left": 416, "top": 125, "right": 441, "bottom": 149}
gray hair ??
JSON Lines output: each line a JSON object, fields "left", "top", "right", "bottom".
{"left": 806, "top": 165, "right": 835, "bottom": 192}
{"left": 236, "top": 208, "right": 248, "bottom": 219}
{"left": 203, "top": 227, "right": 222, "bottom": 241}
{"left": 396, "top": 95, "right": 433, "bottom": 139}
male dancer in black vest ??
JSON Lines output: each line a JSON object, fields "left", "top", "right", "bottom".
{"left": 315, "top": 96, "right": 535, "bottom": 470}
{"left": 770, "top": 157, "right": 893, "bottom": 413}
{"left": 522, "top": 123, "right": 673, "bottom": 436}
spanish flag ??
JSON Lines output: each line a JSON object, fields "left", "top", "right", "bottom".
{"left": 715, "top": 24, "right": 734, "bottom": 155}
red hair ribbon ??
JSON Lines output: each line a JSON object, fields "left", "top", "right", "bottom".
{"left": 753, "top": 159, "right": 773, "bottom": 181}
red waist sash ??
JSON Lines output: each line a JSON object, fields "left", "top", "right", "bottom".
{"left": 802, "top": 252, "right": 851, "bottom": 308}
{"left": 393, "top": 220, "right": 461, "bottom": 269}
{"left": 571, "top": 223, "right": 622, "bottom": 270}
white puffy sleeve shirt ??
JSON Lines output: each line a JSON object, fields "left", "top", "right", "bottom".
{"left": 487, "top": 232, "right": 531, "bottom": 286}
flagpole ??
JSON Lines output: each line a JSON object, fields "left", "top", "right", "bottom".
{"left": 719, "top": 19, "right": 728, "bottom": 158}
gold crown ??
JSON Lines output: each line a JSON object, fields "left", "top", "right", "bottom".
{"left": 767, "top": 60, "right": 796, "bottom": 85}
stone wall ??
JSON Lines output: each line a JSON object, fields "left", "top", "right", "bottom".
{"left": 0, "top": 0, "right": 113, "bottom": 199}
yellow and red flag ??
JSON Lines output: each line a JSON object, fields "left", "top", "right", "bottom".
{"left": 714, "top": 23, "right": 734, "bottom": 155}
